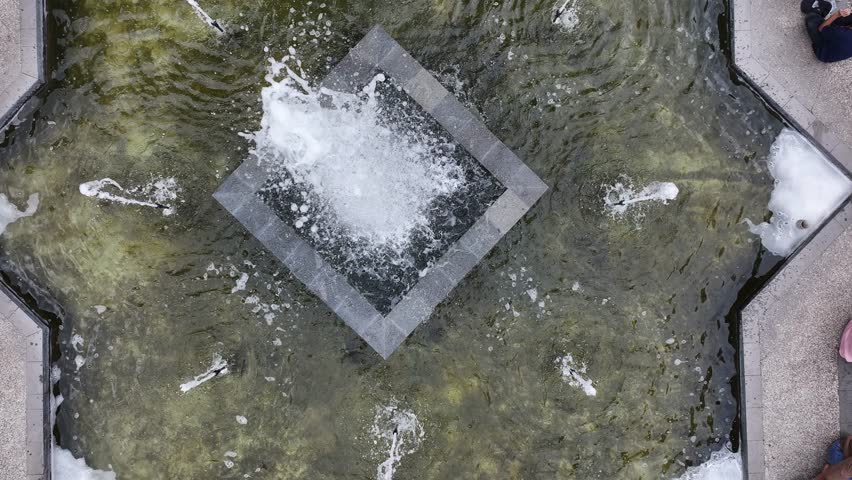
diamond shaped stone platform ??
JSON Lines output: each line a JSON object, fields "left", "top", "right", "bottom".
{"left": 214, "top": 25, "right": 547, "bottom": 359}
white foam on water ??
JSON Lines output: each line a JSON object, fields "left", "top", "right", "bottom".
{"left": 0, "top": 192, "right": 38, "bottom": 235}
{"left": 79, "top": 177, "right": 180, "bottom": 216}
{"left": 556, "top": 353, "right": 597, "bottom": 396}
{"left": 604, "top": 176, "right": 679, "bottom": 215}
{"left": 52, "top": 446, "right": 116, "bottom": 480}
{"left": 179, "top": 354, "right": 229, "bottom": 393}
{"left": 249, "top": 52, "right": 465, "bottom": 249}
{"left": 371, "top": 402, "right": 424, "bottom": 480}
{"left": 746, "top": 128, "right": 852, "bottom": 257}
{"left": 674, "top": 447, "right": 742, "bottom": 480}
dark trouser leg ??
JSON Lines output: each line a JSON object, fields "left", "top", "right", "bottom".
{"left": 834, "top": 15, "right": 852, "bottom": 27}
{"left": 806, "top": 12, "right": 824, "bottom": 52}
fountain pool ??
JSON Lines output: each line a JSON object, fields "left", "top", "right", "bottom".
{"left": 0, "top": 0, "right": 788, "bottom": 478}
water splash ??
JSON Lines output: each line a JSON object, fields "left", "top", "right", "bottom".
{"left": 249, "top": 52, "right": 465, "bottom": 248}
{"left": 371, "top": 401, "right": 424, "bottom": 480}
{"left": 79, "top": 177, "right": 180, "bottom": 216}
{"left": 553, "top": 0, "right": 581, "bottom": 31}
{"left": 179, "top": 354, "right": 229, "bottom": 393}
{"left": 674, "top": 447, "right": 742, "bottom": 480}
{"left": 183, "top": 0, "right": 224, "bottom": 33}
{"left": 604, "top": 176, "right": 679, "bottom": 215}
{"left": 556, "top": 353, "right": 597, "bottom": 396}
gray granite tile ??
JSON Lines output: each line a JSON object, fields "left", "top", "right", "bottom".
{"left": 505, "top": 164, "right": 548, "bottom": 208}
{"left": 830, "top": 142, "right": 852, "bottom": 173}
{"left": 485, "top": 190, "right": 529, "bottom": 234}
{"left": 320, "top": 54, "right": 376, "bottom": 94}
{"left": 400, "top": 68, "right": 448, "bottom": 113}
{"left": 458, "top": 217, "right": 503, "bottom": 259}
{"left": 430, "top": 244, "right": 482, "bottom": 287}
{"left": 350, "top": 25, "right": 395, "bottom": 66}
{"left": 254, "top": 219, "right": 302, "bottom": 263}
{"left": 25, "top": 441, "right": 43, "bottom": 475}
{"left": 9, "top": 309, "right": 39, "bottom": 337}
{"left": 747, "top": 440, "right": 765, "bottom": 472}
{"left": 231, "top": 196, "right": 277, "bottom": 235}
{"left": 362, "top": 319, "right": 407, "bottom": 359}
{"left": 430, "top": 94, "right": 476, "bottom": 138}
{"left": 24, "top": 361, "right": 44, "bottom": 395}
{"left": 282, "top": 239, "right": 325, "bottom": 287}
{"left": 745, "top": 407, "right": 764, "bottom": 441}
{"left": 378, "top": 43, "right": 422, "bottom": 84}
{"left": 332, "top": 300, "right": 382, "bottom": 339}
{"left": 479, "top": 143, "right": 524, "bottom": 186}
{"left": 386, "top": 294, "right": 432, "bottom": 336}
{"left": 25, "top": 332, "right": 41, "bottom": 363}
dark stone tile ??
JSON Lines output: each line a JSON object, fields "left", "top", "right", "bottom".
{"left": 386, "top": 294, "right": 433, "bottom": 335}
{"left": 255, "top": 219, "right": 302, "bottom": 263}
{"left": 378, "top": 44, "right": 422, "bottom": 84}
{"left": 505, "top": 163, "right": 549, "bottom": 208}
{"left": 456, "top": 120, "right": 501, "bottom": 163}
{"left": 457, "top": 218, "right": 503, "bottom": 258}
{"left": 430, "top": 94, "right": 476, "bottom": 139}
{"left": 213, "top": 191, "right": 247, "bottom": 214}
{"left": 214, "top": 171, "right": 253, "bottom": 198}
{"left": 320, "top": 53, "right": 377, "bottom": 93}
{"left": 231, "top": 158, "right": 268, "bottom": 191}
{"left": 333, "top": 298, "right": 382, "bottom": 338}
{"left": 401, "top": 69, "right": 448, "bottom": 113}
{"left": 231, "top": 197, "right": 277, "bottom": 236}
{"left": 351, "top": 25, "right": 396, "bottom": 66}
{"left": 479, "top": 143, "right": 523, "bottom": 186}
{"left": 484, "top": 191, "right": 529, "bottom": 235}
{"left": 362, "top": 319, "right": 407, "bottom": 359}
{"left": 307, "top": 269, "right": 359, "bottom": 311}
{"left": 431, "top": 244, "right": 482, "bottom": 286}
{"left": 283, "top": 239, "right": 325, "bottom": 286}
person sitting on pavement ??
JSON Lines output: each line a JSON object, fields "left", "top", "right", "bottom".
{"left": 815, "top": 436, "right": 852, "bottom": 479}
{"left": 802, "top": 0, "right": 852, "bottom": 62}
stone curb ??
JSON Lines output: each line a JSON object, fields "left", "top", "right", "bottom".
{"left": 0, "top": 279, "right": 52, "bottom": 479}
{"left": 733, "top": 1, "right": 852, "bottom": 478}
{"left": 0, "top": 0, "right": 46, "bottom": 132}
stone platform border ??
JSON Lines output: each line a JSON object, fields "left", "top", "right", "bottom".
{"left": 1, "top": 0, "right": 46, "bottom": 131}
{"left": 0, "top": 280, "right": 51, "bottom": 479}
{"left": 214, "top": 25, "right": 547, "bottom": 359}
{"left": 732, "top": 1, "right": 852, "bottom": 478}
{"left": 731, "top": 0, "right": 852, "bottom": 173}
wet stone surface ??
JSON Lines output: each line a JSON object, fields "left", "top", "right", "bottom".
{"left": 215, "top": 26, "right": 546, "bottom": 358}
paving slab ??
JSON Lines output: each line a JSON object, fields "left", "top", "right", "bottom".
{"left": 741, "top": 218, "right": 852, "bottom": 480}
{"left": 0, "top": 0, "right": 44, "bottom": 131}
{"left": 0, "top": 287, "right": 48, "bottom": 480}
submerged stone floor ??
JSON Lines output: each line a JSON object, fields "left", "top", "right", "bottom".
{"left": 735, "top": 0, "right": 852, "bottom": 475}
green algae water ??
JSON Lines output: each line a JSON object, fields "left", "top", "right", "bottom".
{"left": 0, "top": 0, "right": 783, "bottom": 478}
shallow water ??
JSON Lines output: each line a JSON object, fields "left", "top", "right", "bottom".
{"left": 0, "top": 0, "right": 782, "bottom": 478}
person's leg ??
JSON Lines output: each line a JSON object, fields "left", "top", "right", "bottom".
{"left": 806, "top": 12, "right": 825, "bottom": 53}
